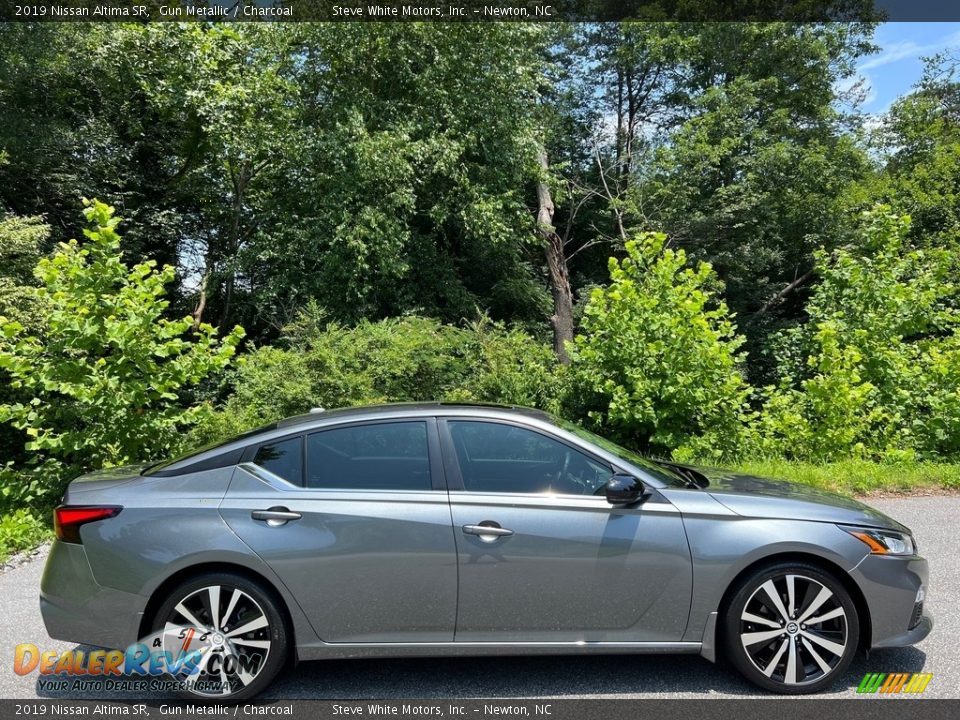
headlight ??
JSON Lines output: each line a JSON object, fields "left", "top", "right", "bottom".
{"left": 841, "top": 526, "right": 916, "bottom": 556}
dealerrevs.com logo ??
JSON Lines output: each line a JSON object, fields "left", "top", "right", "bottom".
{"left": 857, "top": 673, "right": 934, "bottom": 695}
{"left": 13, "top": 626, "right": 265, "bottom": 696}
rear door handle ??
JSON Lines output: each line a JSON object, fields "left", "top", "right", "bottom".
{"left": 462, "top": 523, "right": 514, "bottom": 542}
{"left": 251, "top": 507, "right": 302, "bottom": 527}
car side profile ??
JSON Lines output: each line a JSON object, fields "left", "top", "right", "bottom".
{"left": 41, "top": 403, "right": 932, "bottom": 700}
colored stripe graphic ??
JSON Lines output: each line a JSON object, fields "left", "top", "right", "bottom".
{"left": 857, "top": 672, "right": 932, "bottom": 694}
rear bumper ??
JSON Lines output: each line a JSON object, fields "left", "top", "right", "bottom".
{"left": 39, "top": 540, "right": 146, "bottom": 650}
{"left": 850, "top": 553, "right": 932, "bottom": 649}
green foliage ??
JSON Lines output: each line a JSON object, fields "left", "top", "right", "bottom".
{"left": 756, "top": 208, "right": 960, "bottom": 461}
{"left": 0, "top": 214, "right": 47, "bottom": 324}
{"left": 0, "top": 201, "right": 245, "bottom": 486}
{"left": 568, "top": 232, "right": 753, "bottom": 460}
{"left": 0, "top": 508, "right": 48, "bottom": 563}
{"left": 191, "top": 314, "right": 558, "bottom": 445}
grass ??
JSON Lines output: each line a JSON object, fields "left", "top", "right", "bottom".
{"left": 0, "top": 508, "right": 51, "bottom": 564}
{"left": 721, "top": 459, "right": 960, "bottom": 496}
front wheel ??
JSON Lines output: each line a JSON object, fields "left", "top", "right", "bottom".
{"left": 151, "top": 572, "right": 288, "bottom": 701}
{"left": 723, "top": 562, "right": 859, "bottom": 694}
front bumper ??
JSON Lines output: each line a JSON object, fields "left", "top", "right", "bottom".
{"left": 850, "top": 552, "right": 932, "bottom": 649}
{"left": 39, "top": 540, "right": 146, "bottom": 650}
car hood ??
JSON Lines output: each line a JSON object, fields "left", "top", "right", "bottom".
{"left": 676, "top": 464, "right": 909, "bottom": 532}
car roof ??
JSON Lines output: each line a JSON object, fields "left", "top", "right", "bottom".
{"left": 276, "top": 401, "right": 551, "bottom": 429}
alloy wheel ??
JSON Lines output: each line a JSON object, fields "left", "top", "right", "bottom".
{"left": 739, "top": 573, "right": 849, "bottom": 686}
{"left": 162, "top": 584, "right": 273, "bottom": 697}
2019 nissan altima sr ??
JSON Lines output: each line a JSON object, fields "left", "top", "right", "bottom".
{"left": 40, "top": 403, "right": 932, "bottom": 700}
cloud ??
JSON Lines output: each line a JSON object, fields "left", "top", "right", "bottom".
{"left": 858, "top": 29, "right": 960, "bottom": 72}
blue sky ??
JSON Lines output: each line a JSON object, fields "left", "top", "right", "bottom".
{"left": 858, "top": 22, "right": 960, "bottom": 113}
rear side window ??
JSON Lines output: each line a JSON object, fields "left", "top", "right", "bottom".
{"left": 306, "top": 422, "right": 430, "bottom": 491}
{"left": 253, "top": 436, "right": 303, "bottom": 484}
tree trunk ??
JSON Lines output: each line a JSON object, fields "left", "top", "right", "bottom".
{"left": 536, "top": 147, "right": 574, "bottom": 364}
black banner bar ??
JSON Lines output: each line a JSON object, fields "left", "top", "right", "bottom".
{"left": 0, "top": 699, "right": 958, "bottom": 720}
{"left": 2, "top": 1, "right": 960, "bottom": 23}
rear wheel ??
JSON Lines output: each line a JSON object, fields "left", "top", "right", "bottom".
{"left": 723, "top": 562, "right": 859, "bottom": 694}
{"left": 151, "top": 572, "right": 288, "bottom": 701}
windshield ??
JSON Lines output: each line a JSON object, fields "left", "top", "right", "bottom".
{"left": 553, "top": 419, "right": 689, "bottom": 487}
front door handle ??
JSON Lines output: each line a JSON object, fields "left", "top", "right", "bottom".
{"left": 462, "top": 522, "right": 514, "bottom": 543}
{"left": 251, "top": 507, "right": 302, "bottom": 527}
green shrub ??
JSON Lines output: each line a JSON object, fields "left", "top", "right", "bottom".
{"left": 0, "top": 200, "right": 245, "bottom": 502}
{"left": 757, "top": 208, "right": 960, "bottom": 461}
{"left": 190, "top": 313, "right": 559, "bottom": 445}
{"left": 567, "top": 232, "right": 754, "bottom": 461}
{"left": 0, "top": 508, "right": 49, "bottom": 562}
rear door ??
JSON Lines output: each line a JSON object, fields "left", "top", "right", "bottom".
{"left": 220, "top": 418, "right": 458, "bottom": 642}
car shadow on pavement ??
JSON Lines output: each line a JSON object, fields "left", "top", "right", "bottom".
{"left": 34, "top": 644, "right": 927, "bottom": 700}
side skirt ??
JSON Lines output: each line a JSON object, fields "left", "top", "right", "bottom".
{"left": 296, "top": 641, "right": 703, "bottom": 662}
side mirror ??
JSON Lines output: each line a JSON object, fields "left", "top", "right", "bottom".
{"left": 604, "top": 473, "right": 647, "bottom": 505}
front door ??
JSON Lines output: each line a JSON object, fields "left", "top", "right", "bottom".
{"left": 441, "top": 418, "right": 692, "bottom": 642}
{"left": 220, "top": 419, "right": 458, "bottom": 643}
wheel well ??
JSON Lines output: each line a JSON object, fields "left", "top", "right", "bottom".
{"left": 138, "top": 562, "right": 296, "bottom": 661}
{"left": 716, "top": 552, "right": 872, "bottom": 652}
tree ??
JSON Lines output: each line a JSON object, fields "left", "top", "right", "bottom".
{"left": 568, "top": 233, "right": 753, "bottom": 459}
{"left": 0, "top": 201, "right": 244, "bottom": 479}
{"left": 869, "top": 52, "right": 960, "bottom": 251}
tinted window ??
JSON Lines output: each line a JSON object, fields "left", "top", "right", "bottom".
{"left": 253, "top": 436, "right": 303, "bottom": 484}
{"left": 448, "top": 421, "right": 611, "bottom": 495}
{"left": 307, "top": 422, "right": 431, "bottom": 491}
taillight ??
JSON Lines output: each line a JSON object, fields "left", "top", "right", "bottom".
{"left": 54, "top": 506, "right": 122, "bottom": 544}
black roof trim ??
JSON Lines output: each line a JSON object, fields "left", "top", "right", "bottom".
{"left": 275, "top": 401, "right": 535, "bottom": 429}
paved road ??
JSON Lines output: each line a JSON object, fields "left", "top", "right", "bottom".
{"left": 1, "top": 497, "right": 956, "bottom": 700}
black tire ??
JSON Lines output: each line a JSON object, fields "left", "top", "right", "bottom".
{"left": 151, "top": 572, "right": 289, "bottom": 701}
{"left": 723, "top": 561, "right": 859, "bottom": 694}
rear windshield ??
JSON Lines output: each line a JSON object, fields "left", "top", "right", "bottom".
{"left": 141, "top": 422, "right": 276, "bottom": 476}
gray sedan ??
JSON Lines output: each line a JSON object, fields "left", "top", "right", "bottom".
{"left": 40, "top": 403, "right": 932, "bottom": 700}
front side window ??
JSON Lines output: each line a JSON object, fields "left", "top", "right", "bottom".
{"left": 448, "top": 421, "right": 611, "bottom": 495}
{"left": 306, "top": 421, "right": 431, "bottom": 490}
{"left": 253, "top": 436, "right": 303, "bottom": 484}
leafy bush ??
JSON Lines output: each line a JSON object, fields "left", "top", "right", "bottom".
{"left": 190, "top": 313, "right": 559, "bottom": 445}
{"left": 756, "top": 208, "right": 960, "bottom": 461}
{"left": 566, "top": 232, "right": 754, "bottom": 460}
{"left": 0, "top": 508, "right": 48, "bottom": 562}
{"left": 0, "top": 201, "right": 245, "bottom": 503}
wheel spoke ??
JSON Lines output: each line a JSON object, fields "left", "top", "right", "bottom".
{"left": 232, "top": 638, "right": 271, "bottom": 650}
{"left": 207, "top": 586, "right": 221, "bottom": 631}
{"left": 226, "top": 614, "right": 268, "bottom": 637}
{"left": 797, "top": 586, "right": 833, "bottom": 623}
{"left": 763, "top": 638, "right": 789, "bottom": 677}
{"left": 805, "top": 606, "right": 844, "bottom": 626}
{"left": 760, "top": 580, "right": 790, "bottom": 622}
{"left": 800, "top": 630, "right": 845, "bottom": 657}
{"left": 219, "top": 661, "right": 230, "bottom": 695}
{"left": 785, "top": 640, "right": 798, "bottom": 684}
{"left": 741, "top": 611, "right": 781, "bottom": 629}
{"left": 786, "top": 575, "right": 796, "bottom": 617}
{"left": 175, "top": 602, "right": 204, "bottom": 629}
{"left": 222, "top": 589, "right": 242, "bottom": 631}
{"left": 742, "top": 628, "right": 784, "bottom": 647}
{"left": 238, "top": 667, "right": 256, "bottom": 687}
{"left": 801, "top": 636, "right": 833, "bottom": 675}
{"left": 190, "top": 647, "right": 216, "bottom": 678}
